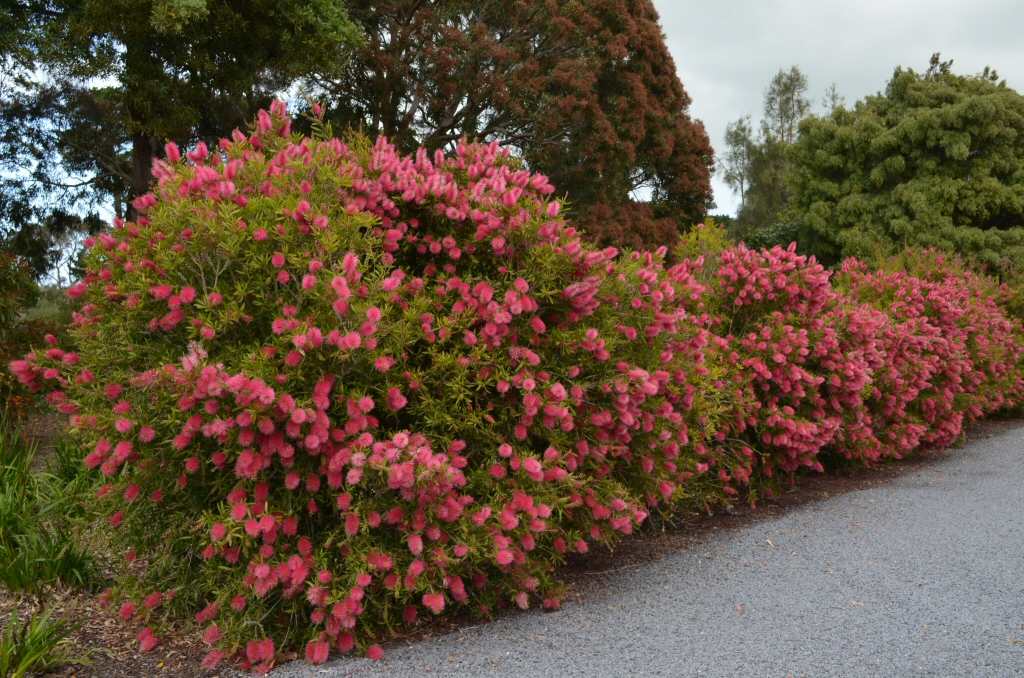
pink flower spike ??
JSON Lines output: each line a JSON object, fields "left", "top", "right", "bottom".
{"left": 422, "top": 592, "right": 445, "bottom": 614}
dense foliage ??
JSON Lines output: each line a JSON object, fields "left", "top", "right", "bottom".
{"left": 309, "top": 0, "right": 715, "bottom": 251}
{"left": 11, "top": 106, "right": 1024, "bottom": 673}
{"left": 1, "top": 0, "right": 362, "bottom": 265}
{"left": 788, "top": 55, "right": 1024, "bottom": 272}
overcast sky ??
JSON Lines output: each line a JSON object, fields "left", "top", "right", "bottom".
{"left": 652, "top": 0, "right": 1024, "bottom": 216}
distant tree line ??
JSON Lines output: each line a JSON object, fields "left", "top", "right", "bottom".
{"left": 720, "top": 55, "right": 1024, "bottom": 276}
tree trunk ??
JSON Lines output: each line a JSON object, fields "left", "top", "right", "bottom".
{"left": 125, "top": 129, "right": 156, "bottom": 223}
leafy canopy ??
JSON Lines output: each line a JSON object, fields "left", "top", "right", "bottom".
{"left": 788, "top": 54, "right": 1024, "bottom": 272}
{"left": 0, "top": 0, "right": 362, "bottom": 277}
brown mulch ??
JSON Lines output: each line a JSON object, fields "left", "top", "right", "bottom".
{"left": 0, "top": 590, "right": 223, "bottom": 678}
{"left": 3, "top": 416, "right": 1020, "bottom": 676}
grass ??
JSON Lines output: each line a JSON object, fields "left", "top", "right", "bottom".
{"left": 0, "top": 416, "right": 102, "bottom": 597}
{"left": 0, "top": 607, "right": 91, "bottom": 678}
{"left": 0, "top": 413, "right": 101, "bottom": 676}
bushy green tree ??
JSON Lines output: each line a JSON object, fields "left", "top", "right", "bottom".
{"left": 788, "top": 55, "right": 1024, "bottom": 271}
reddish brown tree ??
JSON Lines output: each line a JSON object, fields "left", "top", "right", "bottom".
{"left": 576, "top": 202, "right": 683, "bottom": 253}
{"left": 310, "top": 0, "right": 714, "bottom": 249}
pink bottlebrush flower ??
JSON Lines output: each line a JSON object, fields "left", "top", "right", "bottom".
{"left": 203, "top": 625, "right": 221, "bottom": 645}
{"left": 422, "top": 592, "right": 445, "bottom": 614}
{"left": 302, "top": 274, "right": 317, "bottom": 290}
{"left": 546, "top": 201, "right": 560, "bottom": 217}
{"left": 306, "top": 640, "right": 330, "bottom": 664}
{"left": 115, "top": 418, "right": 132, "bottom": 433}
{"left": 150, "top": 285, "right": 172, "bottom": 300}
{"left": 202, "top": 650, "right": 225, "bottom": 669}
{"left": 84, "top": 449, "right": 107, "bottom": 469}
{"left": 345, "top": 513, "right": 360, "bottom": 537}
{"left": 139, "top": 426, "right": 156, "bottom": 442}
{"left": 271, "top": 253, "right": 286, "bottom": 268}
{"left": 143, "top": 592, "right": 162, "bottom": 609}
{"left": 386, "top": 387, "right": 407, "bottom": 411}
{"left": 109, "top": 511, "right": 125, "bottom": 527}
{"left": 211, "top": 522, "right": 227, "bottom": 541}
{"left": 285, "top": 471, "right": 301, "bottom": 489}
{"left": 180, "top": 286, "right": 196, "bottom": 304}
{"left": 165, "top": 141, "right": 181, "bottom": 163}
{"left": 366, "top": 306, "right": 382, "bottom": 322}
{"left": 366, "top": 646, "right": 384, "bottom": 661}
{"left": 231, "top": 595, "right": 247, "bottom": 611}
{"left": 374, "top": 356, "right": 395, "bottom": 371}
{"left": 185, "top": 457, "right": 200, "bottom": 473}
{"left": 277, "top": 270, "right": 290, "bottom": 284}
{"left": 254, "top": 228, "right": 268, "bottom": 241}
{"left": 200, "top": 326, "right": 215, "bottom": 339}
{"left": 151, "top": 490, "right": 163, "bottom": 503}
{"left": 124, "top": 484, "right": 140, "bottom": 503}
{"left": 138, "top": 628, "right": 161, "bottom": 652}
{"left": 119, "top": 603, "right": 136, "bottom": 619}
{"left": 408, "top": 534, "right": 423, "bottom": 555}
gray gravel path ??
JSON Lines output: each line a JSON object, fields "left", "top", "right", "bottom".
{"left": 271, "top": 425, "right": 1024, "bottom": 678}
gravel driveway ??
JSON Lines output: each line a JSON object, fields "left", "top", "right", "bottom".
{"left": 269, "top": 424, "right": 1024, "bottom": 678}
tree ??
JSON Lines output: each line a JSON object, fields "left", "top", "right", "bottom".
{"left": 722, "top": 66, "right": 812, "bottom": 236}
{"left": 721, "top": 115, "right": 755, "bottom": 208}
{"left": 788, "top": 54, "right": 1024, "bottom": 272}
{"left": 307, "top": 0, "right": 715, "bottom": 250}
{"left": 763, "top": 66, "right": 811, "bottom": 145}
{"left": 1, "top": 0, "right": 362, "bottom": 275}
{"left": 822, "top": 82, "right": 845, "bottom": 113}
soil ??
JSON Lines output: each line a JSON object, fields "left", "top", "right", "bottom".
{"left": 3, "top": 416, "right": 1020, "bottom": 677}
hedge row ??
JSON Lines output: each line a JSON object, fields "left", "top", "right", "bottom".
{"left": 10, "top": 103, "right": 1024, "bottom": 673}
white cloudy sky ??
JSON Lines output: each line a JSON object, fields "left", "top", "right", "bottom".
{"left": 652, "top": 0, "right": 1024, "bottom": 216}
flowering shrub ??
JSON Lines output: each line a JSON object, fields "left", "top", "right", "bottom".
{"left": 835, "top": 251, "right": 1024, "bottom": 451}
{"left": 9, "top": 103, "right": 727, "bottom": 672}
{"left": 10, "top": 106, "right": 1024, "bottom": 673}
{"left": 670, "top": 228, "right": 885, "bottom": 494}
{"left": 669, "top": 226, "right": 1024, "bottom": 495}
